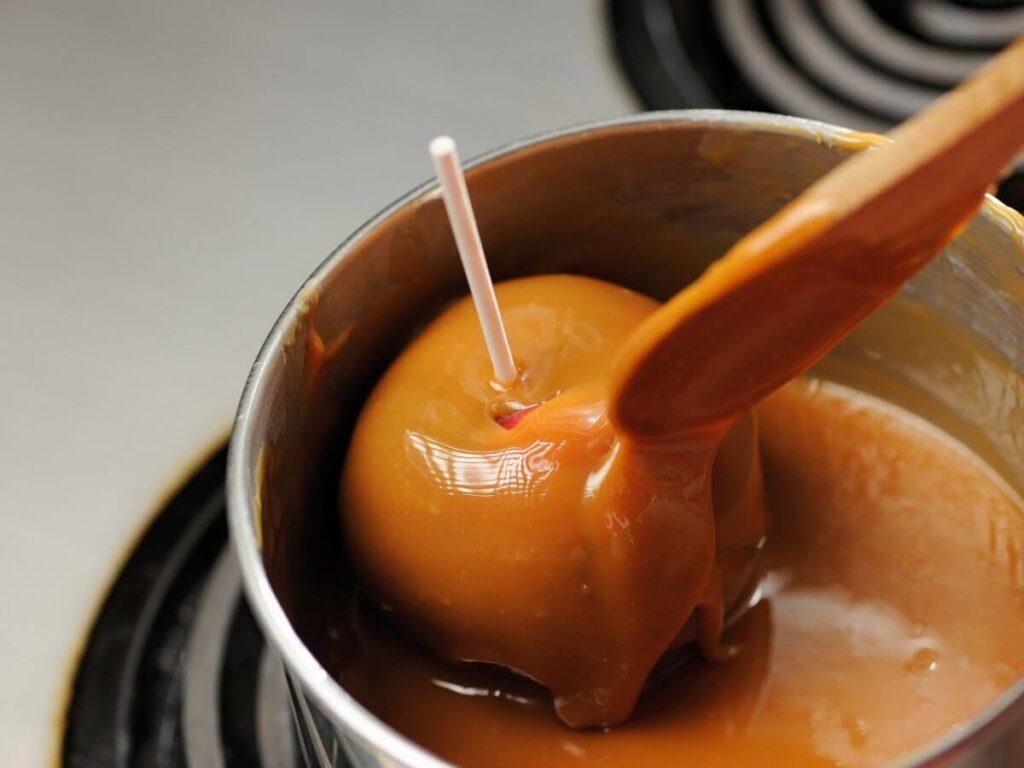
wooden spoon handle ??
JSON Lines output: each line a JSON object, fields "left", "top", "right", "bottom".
{"left": 610, "top": 37, "right": 1024, "bottom": 438}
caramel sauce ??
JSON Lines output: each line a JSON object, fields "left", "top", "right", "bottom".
{"left": 337, "top": 378, "right": 1024, "bottom": 767}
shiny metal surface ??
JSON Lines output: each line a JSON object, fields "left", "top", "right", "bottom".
{"left": 182, "top": 553, "right": 238, "bottom": 768}
{"left": 228, "top": 111, "right": 1024, "bottom": 767}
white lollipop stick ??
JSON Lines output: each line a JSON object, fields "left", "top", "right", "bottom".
{"left": 429, "top": 136, "right": 518, "bottom": 385}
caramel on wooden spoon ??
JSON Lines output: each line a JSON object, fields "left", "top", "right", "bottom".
{"left": 611, "top": 36, "right": 1024, "bottom": 438}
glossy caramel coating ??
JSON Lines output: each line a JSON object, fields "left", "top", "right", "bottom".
{"left": 341, "top": 275, "right": 766, "bottom": 726}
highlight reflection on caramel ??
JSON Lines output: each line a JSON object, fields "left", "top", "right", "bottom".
{"left": 341, "top": 275, "right": 766, "bottom": 727}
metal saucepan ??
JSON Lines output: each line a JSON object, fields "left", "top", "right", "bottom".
{"left": 227, "top": 112, "right": 1024, "bottom": 768}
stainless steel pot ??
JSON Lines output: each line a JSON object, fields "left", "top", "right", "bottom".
{"left": 227, "top": 111, "right": 1024, "bottom": 768}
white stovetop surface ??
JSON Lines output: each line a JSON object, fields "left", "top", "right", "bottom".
{"left": 0, "top": 2, "right": 633, "bottom": 762}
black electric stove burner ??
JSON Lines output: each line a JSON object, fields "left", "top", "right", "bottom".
{"left": 61, "top": 447, "right": 311, "bottom": 768}
{"left": 608, "top": 0, "right": 1024, "bottom": 210}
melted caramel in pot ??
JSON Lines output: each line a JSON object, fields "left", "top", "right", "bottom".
{"left": 337, "top": 379, "right": 1024, "bottom": 767}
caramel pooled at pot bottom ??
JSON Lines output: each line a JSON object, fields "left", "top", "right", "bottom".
{"left": 336, "top": 380, "right": 1024, "bottom": 768}
{"left": 341, "top": 275, "right": 766, "bottom": 727}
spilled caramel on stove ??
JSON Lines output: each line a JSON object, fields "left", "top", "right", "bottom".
{"left": 341, "top": 275, "right": 766, "bottom": 727}
{"left": 336, "top": 379, "right": 1024, "bottom": 767}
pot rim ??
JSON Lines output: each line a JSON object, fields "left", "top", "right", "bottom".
{"left": 226, "top": 109, "right": 1024, "bottom": 768}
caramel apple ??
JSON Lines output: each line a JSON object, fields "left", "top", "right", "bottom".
{"left": 341, "top": 274, "right": 766, "bottom": 727}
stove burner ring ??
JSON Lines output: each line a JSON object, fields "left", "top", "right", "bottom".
{"left": 609, "top": 0, "right": 1024, "bottom": 199}
{"left": 183, "top": 554, "right": 298, "bottom": 767}
{"left": 61, "top": 448, "right": 305, "bottom": 767}
{"left": 610, "top": 0, "right": 1024, "bottom": 122}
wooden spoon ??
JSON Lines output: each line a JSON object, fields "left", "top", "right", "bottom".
{"left": 610, "top": 37, "right": 1024, "bottom": 438}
